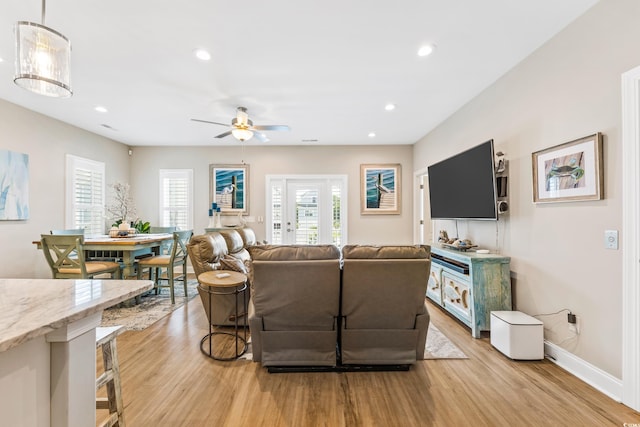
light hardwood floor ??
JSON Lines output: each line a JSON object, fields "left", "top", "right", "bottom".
{"left": 99, "top": 296, "right": 640, "bottom": 426}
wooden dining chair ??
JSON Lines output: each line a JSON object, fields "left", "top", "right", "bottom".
{"left": 149, "top": 226, "right": 177, "bottom": 255}
{"left": 137, "top": 230, "right": 193, "bottom": 303}
{"left": 40, "top": 234, "right": 122, "bottom": 279}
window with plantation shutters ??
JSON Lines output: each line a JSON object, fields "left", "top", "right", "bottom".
{"left": 65, "top": 155, "right": 105, "bottom": 236}
{"left": 159, "top": 169, "right": 193, "bottom": 230}
{"left": 270, "top": 179, "right": 284, "bottom": 244}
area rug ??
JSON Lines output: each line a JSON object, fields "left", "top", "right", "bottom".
{"left": 423, "top": 323, "right": 467, "bottom": 359}
{"left": 101, "top": 279, "right": 199, "bottom": 330}
{"left": 237, "top": 322, "right": 467, "bottom": 361}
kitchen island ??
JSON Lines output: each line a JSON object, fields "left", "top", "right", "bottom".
{"left": 0, "top": 278, "right": 153, "bottom": 427}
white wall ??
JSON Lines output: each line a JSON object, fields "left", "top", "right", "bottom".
{"left": 413, "top": 0, "right": 640, "bottom": 378}
{"left": 0, "top": 99, "right": 130, "bottom": 279}
{"left": 129, "top": 144, "right": 414, "bottom": 245}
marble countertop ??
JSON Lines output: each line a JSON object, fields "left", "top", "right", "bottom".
{"left": 0, "top": 279, "right": 153, "bottom": 353}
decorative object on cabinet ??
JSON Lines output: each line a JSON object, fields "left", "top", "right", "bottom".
{"left": 532, "top": 132, "right": 603, "bottom": 203}
{"left": 428, "top": 244, "right": 511, "bottom": 338}
{"left": 360, "top": 163, "right": 401, "bottom": 215}
{"left": 209, "top": 164, "right": 249, "bottom": 215}
{"left": 0, "top": 149, "right": 29, "bottom": 220}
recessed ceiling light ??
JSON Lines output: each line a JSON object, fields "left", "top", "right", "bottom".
{"left": 0, "top": 57, "right": 4, "bottom": 63}
{"left": 94, "top": 105, "right": 108, "bottom": 113}
{"left": 368, "top": 132, "right": 376, "bottom": 138}
{"left": 418, "top": 44, "right": 436, "bottom": 57}
{"left": 194, "top": 48, "right": 211, "bottom": 61}
{"left": 385, "top": 104, "right": 395, "bottom": 111}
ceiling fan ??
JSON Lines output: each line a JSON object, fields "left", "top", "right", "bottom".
{"left": 191, "top": 106, "right": 290, "bottom": 142}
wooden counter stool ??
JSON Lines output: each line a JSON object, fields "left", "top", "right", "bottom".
{"left": 198, "top": 270, "right": 248, "bottom": 360}
{"left": 96, "top": 325, "right": 125, "bottom": 427}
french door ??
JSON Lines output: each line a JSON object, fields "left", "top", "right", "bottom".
{"left": 266, "top": 175, "right": 347, "bottom": 246}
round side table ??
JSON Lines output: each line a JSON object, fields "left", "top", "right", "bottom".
{"left": 198, "top": 270, "right": 248, "bottom": 361}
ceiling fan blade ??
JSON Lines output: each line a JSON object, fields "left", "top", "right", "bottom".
{"left": 214, "top": 130, "right": 233, "bottom": 139}
{"left": 253, "top": 125, "right": 290, "bottom": 131}
{"left": 252, "top": 131, "right": 269, "bottom": 143}
{"left": 191, "top": 118, "right": 230, "bottom": 127}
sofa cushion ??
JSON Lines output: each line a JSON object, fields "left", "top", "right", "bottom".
{"left": 237, "top": 228, "right": 257, "bottom": 247}
{"left": 186, "top": 234, "right": 228, "bottom": 277}
{"left": 341, "top": 244, "right": 430, "bottom": 259}
{"left": 248, "top": 244, "right": 340, "bottom": 261}
{"left": 218, "top": 230, "right": 251, "bottom": 262}
{"left": 220, "top": 254, "right": 248, "bottom": 274}
{"left": 219, "top": 229, "right": 244, "bottom": 253}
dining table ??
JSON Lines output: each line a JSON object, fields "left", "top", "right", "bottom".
{"left": 34, "top": 233, "right": 175, "bottom": 278}
{"left": 81, "top": 233, "right": 174, "bottom": 278}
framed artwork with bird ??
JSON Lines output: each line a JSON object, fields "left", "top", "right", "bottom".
{"left": 209, "top": 164, "right": 249, "bottom": 215}
{"left": 360, "top": 163, "right": 401, "bottom": 215}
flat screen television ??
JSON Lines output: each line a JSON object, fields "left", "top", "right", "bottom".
{"left": 427, "top": 139, "right": 498, "bottom": 220}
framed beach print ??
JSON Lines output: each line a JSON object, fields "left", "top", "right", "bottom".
{"left": 209, "top": 164, "right": 249, "bottom": 215}
{"left": 532, "top": 133, "right": 603, "bottom": 203}
{"left": 360, "top": 163, "right": 401, "bottom": 215}
{"left": 0, "top": 149, "right": 29, "bottom": 220}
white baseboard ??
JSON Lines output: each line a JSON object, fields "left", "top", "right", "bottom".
{"left": 544, "top": 340, "right": 622, "bottom": 402}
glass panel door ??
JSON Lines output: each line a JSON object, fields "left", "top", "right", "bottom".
{"left": 285, "top": 182, "right": 322, "bottom": 244}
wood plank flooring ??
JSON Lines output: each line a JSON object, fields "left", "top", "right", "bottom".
{"left": 98, "top": 296, "right": 640, "bottom": 426}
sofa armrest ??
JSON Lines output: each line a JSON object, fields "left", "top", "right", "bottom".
{"left": 415, "top": 303, "right": 430, "bottom": 360}
{"left": 248, "top": 300, "right": 263, "bottom": 362}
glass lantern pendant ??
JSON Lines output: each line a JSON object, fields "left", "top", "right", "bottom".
{"left": 14, "top": 1, "right": 72, "bottom": 98}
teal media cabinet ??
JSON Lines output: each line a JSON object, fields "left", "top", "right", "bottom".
{"left": 427, "top": 244, "right": 512, "bottom": 338}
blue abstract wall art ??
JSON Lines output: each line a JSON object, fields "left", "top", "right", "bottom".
{"left": 0, "top": 150, "right": 29, "bottom": 220}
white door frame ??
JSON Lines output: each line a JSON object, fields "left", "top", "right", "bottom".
{"left": 413, "top": 167, "right": 430, "bottom": 245}
{"left": 621, "top": 65, "right": 640, "bottom": 411}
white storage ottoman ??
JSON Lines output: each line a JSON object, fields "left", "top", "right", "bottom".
{"left": 490, "top": 311, "right": 544, "bottom": 360}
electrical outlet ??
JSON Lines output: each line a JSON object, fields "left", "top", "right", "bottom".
{"left": 604, "top": 230, "right": 619, "bottom": 250}
{"left": 568, "top": 315, "right": 581, "bottom": 335}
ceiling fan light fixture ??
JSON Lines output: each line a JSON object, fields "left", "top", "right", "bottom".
{"left": 232, "top": 128, "right": 253, "bottom": 142}
{"left": 14, "top": 0, "right": 72, "bottom": 98}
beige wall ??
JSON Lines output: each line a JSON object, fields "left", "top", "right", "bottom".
{"left": 129, "top": 144, "right": 414, "bottom": 245}
{"left": 0, "top": 99, "right": 130, "bottom": 279}
{"left": 413, "top": 0, "right": 640, "bottom": 378}
{"left": 0, "top": 98, "right": 414, "bottom": 280}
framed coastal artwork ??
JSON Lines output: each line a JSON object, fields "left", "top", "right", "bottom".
{"left": 0, "top": 149, "right": 29, "bottom": 220}
{"left": 532, "top": 133, "right": 603, "bottom": 203}
{"left": 209, "top": 164, "right": 249, "bottom": 215}
{"left": 360, "top": 163, "right": 401, "bottom": 215}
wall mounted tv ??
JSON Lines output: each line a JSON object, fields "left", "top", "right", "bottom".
{"left": 427, "top": 139, "right": 498, "bottom": 220}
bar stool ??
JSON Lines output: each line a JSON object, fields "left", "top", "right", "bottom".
{"left": 96, "top": 326, "right": 125, "bottom": 427}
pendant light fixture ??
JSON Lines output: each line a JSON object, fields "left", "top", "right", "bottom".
{"left": 14, "top": 0, "right": 72, "bottom": 98}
